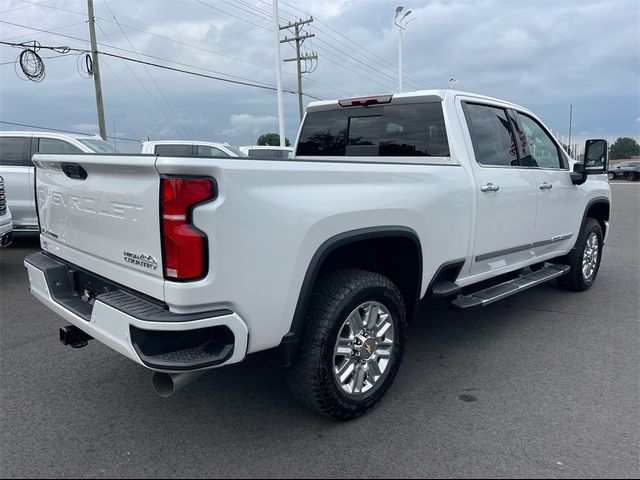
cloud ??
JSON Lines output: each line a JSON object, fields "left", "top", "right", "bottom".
{"left": 220, "top": 113, "right": 278, "bottom": 139}
{"left": 69, "top": 123, "right": 99, "bottom": 133}
{"left": 0, "top": 0, "right": 638, "bottom": 151}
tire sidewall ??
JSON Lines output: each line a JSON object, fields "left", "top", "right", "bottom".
{"left": 578, "top": 221, "right": 603, "bottom": 289}
{"left": 318, "top": 283, "right": 406, "bottom": 412}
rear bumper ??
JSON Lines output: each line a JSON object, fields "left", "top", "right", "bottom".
{"left": 25, "top": 252, "right": 248, "bottom": 372}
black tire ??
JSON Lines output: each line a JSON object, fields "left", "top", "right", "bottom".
{"left": 607, "top": 172, "right": 615, "bottom": 181}
{"left": 556, "top": 218, "right": 603, "bottom": 291}
{"left": 287, "top": 269, "right": 407, "bottom": 420}
{"left": 627, "top": 172, "right": 636, "bottom": 182}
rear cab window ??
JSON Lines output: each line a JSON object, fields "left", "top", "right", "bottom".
{"left": 155, "top": 144, "right": 193, "bottom": 156}
{"left": 296, "top": 102, "right": 450, "bottom": 157}
{"left": 0, "top": 137, "right": 31, "bottom": 166}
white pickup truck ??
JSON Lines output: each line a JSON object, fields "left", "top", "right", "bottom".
{"left": 25, "top": 90, "right": 611, "bottom": 420}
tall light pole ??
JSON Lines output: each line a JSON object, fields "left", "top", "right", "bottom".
{"left": 272, "top": 0, "right": 285, "bottom": 147}
{"left": 394, "top": 6, "right": 413, "bottom": 93}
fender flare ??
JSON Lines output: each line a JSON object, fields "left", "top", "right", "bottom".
{"left": 277, "top": 226, "right": 422, "bottom": 363}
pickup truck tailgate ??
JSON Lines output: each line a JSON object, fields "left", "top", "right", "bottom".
{"left": 34, "top": 154, "right": 165, "bottom": 300}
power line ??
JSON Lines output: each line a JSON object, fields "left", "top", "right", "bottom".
{"left": 192, "top": 0, "right": 270, "bottom": 31}
{"left": 258, "top": 0, "right": 433, "bottom": 90}
{"left": 0, "top": 120, "right": 139, "bottom": 142}
{"left": 0, "top": 21, "right": 87, "bottom": 43}
{"left": 0, "top": 54, "right": 61, "bottom": 66}
{"left": 99, "top": 56, "right": 169, "bottom": 135}
{"left": 0, "top": 22, "right": 323, "bottom": 99}
{"left": 0, "top": 0, "right": 53, "bottom": 15}
{"left": 99, "top": 49, "right": 321, "bottom": 99}
{"left": 102, "top": 0, "right": 189, "bottom": 139}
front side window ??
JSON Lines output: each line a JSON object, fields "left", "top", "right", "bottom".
{"left": 196, "top": 145, "right": 229, "bottom": 157}
{"left": 516, "top": 113, "right": 563, "bottom": 169}
{"left": 465, "top": 104, "right": 518, "bottom": 167}
{"left": 0, "top": 137, "right": 30, "bottom": 166}
{"left": 37, "top": 138, "right": 83, "bottom": 154}
{"left": 76, "top": 138, "right": 117, "bottom": 153}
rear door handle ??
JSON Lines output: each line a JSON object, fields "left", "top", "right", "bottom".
{"left": 539, "top": 182, "right": 553, "bottom": 190}
{"left": 480, "top": 183, "right": 500, "bottom": 192}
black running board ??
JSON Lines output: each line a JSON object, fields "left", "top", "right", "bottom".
{"left": 451, "top": 264, "right": 570, "bottom": 310}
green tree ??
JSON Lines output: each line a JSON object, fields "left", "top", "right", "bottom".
{"left": 257, "top": 133, "right": 290, "bottom": 147}
{"left": 609, "top": 137, "right": 640, "bottom": 160}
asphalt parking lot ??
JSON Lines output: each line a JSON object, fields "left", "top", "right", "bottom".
{"left": 1, "top": 183, "right": 638, "bottom": 479}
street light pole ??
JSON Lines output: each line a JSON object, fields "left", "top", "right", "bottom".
{"left": 394, "top": 6, "right": 413, "bottom": 93}
{"left": 272, "top": 0, "right": 285, "bottom": 147}
{"left": 398, "top": 26, "right": 403, "bottom": 92}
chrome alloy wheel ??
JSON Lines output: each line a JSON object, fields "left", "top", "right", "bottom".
{"left": 582, "top": 232, "right": 600, "bottom": 281}
{"left": 333, "top": 301, "right": 395, "bottom": 396}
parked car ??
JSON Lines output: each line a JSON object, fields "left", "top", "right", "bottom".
{"left": 239, "top": 145, "right": 294, "bottom": 159}
{"left": 0, "top": 175, "right": 13, "bottom": 247}
{"left": 0, "top": 131, "right": 116, "bottom": 232}
{"left": 141, "top": 141, "right": 247, "bottom": 158}
{"left": 608, "top": 161, "right": 640, "bottom": 181}
{"left": 25, "top": 90, "right": 611, "bottom": 420}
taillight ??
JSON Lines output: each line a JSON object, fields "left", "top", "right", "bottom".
{"left": 160, "top": 177, "right": 215, "bottom": 281}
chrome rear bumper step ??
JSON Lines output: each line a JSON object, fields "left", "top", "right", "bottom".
{"left": 451, "top": 264, "right": 570, "bottom": 310}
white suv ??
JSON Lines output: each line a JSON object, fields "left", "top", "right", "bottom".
{"left": 141, "top": 141, "right": 247, "bottom": 158}
{"left": 0, "top": 175, "right": 12, "bottom": 247}
{"left": 0, "top": 131, "right": 116, "bottom": 232}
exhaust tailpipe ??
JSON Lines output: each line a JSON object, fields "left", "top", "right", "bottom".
{"left": 151, "top": 371, "right": 207, "bottom": 398}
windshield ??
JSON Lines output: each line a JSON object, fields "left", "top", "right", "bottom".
{"left": 77, "top": 138, "right": 118, "bottom": 153}
{"left": 226, "top": 146, "right": 248, "bottom": 157}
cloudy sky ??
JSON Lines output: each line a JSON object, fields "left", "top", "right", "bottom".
{"left": 0, "top": 0, "right": 638, "bottom": 152}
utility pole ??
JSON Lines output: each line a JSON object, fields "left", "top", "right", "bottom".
{"left": 272, "top": 0, "right": 286, "bottom": 147}
{"left": 280, "top": 17, "right": 317, "bottom": 121}
{"left": 87, "top": 0, "right": 107, "bottom": 140}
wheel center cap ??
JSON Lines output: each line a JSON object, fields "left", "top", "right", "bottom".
{"left": 360, "top": 338, "right": 376, "bottom": 360}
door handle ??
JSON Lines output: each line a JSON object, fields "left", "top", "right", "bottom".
{"left": 539, "top": 182, "right": 553, "bottom": 190}
{"left": 480, "top": 183, "right": 500, "bottom": 192}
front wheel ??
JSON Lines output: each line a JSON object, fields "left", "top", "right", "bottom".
{"left": 287, "top": 269, "right": 407, "bottom": 420}
{"left": 607, "top": 172, "right": 615, "bottom": 181}
{"left": 556, "top": 218, "right": 603, "bottom": 291}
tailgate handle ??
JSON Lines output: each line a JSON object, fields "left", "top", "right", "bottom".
{"left": 61, "top": 163, "right": 88, "bottom": 180}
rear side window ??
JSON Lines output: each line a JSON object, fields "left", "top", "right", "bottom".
{"left": 196, "top": 145, "right": 229, "bottom": 157}
{"left": 0, "top": 137, "right": 31, "bottom": 166}
{"left": 155, "top": 144, "right": 193, "bottom": 156}
{"left": 465, "top": 103, "right": 518, "bottom": 167}
{"left": 297, "top": 110, "right": 347, "bottom": 156}
{"left": 248, "top": 149, "right": 290, "bottom": 159}
{"left": 297, "top": 102, "right": 449, "bottom": 157}
{"left": 37, "top": 138, "right": 83, "bottom": 154}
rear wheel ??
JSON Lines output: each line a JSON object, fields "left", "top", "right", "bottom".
{"left": 556, "top": 218, "right": 603, "bottom": 291}
{"left": 627, "top": 172, "right": 637, "bottom": 181}
{"left": 287, "top": 269, "right": 407, "bottom": 420}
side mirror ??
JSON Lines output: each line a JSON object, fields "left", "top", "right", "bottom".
{"left": 583, "top": 139, "right": 608, "bottom": 174}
